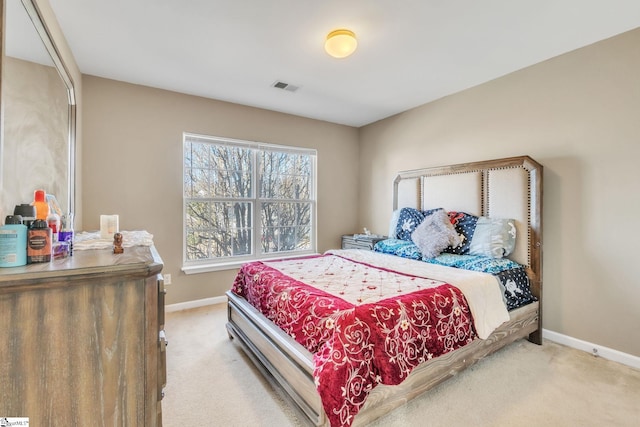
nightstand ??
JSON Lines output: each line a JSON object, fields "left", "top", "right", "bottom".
{"left": 341, "top": 234, "right": 387, "bottom": 250}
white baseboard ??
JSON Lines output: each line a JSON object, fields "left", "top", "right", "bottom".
{"left": 165, "top": 296, "right": 226, "bottom": 313}
{"left": 543, "top": 329, "right": 640, "bottom": 370}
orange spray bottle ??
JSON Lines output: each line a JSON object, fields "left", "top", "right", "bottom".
{"left": 33, "top": 190, "right": 49, "bottom": 220}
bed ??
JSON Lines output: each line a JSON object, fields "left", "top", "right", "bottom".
{"left": 226, "top": 155, "right": 543, "bottom": 426}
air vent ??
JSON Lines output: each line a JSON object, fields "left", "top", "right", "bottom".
{"left": 272, "top": 81, "right": 300, "bottom": 93}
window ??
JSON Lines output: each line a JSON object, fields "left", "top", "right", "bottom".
{"left": 183, "top": 133, "right": 316, "bottom": 272}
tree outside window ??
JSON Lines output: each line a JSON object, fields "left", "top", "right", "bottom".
{"left": 183, "top": 134, "right": 316, "bottom": 266}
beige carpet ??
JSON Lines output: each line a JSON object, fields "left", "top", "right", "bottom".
{"left": 162, "top": 304, "right": 640, "bottom": 426}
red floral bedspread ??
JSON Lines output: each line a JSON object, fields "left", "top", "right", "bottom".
{"left": 231, "top": 253, "right": 476, "bottom": 427}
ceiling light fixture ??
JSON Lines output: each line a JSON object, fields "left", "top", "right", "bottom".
{"left": 324, "top": 29, "right": 357, "bottom": 59}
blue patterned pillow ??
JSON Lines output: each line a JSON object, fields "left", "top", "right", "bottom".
{"left": 374, "top": 239, "right": 422, "bottom": 260}
{"left": 444, "top": 211, "right": 479, "bottom": 254}
{"left": 394, "top": 207, "right": 441, "bottom": 241}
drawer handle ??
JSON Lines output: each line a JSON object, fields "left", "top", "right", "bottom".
{"left": 159, "top": 330, "right": 168, "bottom": 347}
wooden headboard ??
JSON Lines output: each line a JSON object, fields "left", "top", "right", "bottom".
{"left": 393, "top": 156, "right": 543, "bottom": 305}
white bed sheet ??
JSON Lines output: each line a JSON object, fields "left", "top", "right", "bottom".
{"left": 324, "top": 249, "right": 510, "bottom": 339}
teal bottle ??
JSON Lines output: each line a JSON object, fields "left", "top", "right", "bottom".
{"left": 0, "top": 215, "right": 28, "bottom": 267}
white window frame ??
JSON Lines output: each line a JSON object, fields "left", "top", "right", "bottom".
{"left": 182, "top": 133, "right": 317, "bottom": 274}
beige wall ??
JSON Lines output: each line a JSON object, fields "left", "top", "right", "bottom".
{"left": 81, "top": 76, "right": 359, "bottom": 305}
{"left": 359, "top": 28, "right": 640, "bottom": 357}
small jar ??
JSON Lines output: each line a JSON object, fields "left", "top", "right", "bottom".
{"left": 27, "top": 219, "right": 52, "bottom": 263}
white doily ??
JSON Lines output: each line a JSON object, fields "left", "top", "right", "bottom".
{"left": 73, "top": 230, "right": 154, "bottom": 250}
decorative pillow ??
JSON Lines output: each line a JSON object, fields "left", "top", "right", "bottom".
{"left": 388, "top": 209, "right": 400, "bottom": 238}
{"left": 411, "top": 209, "right": 462, "bottom": 259}
{"left": 394, "top": 207, "right": 440, "bottom": 241}
{"left": 468, "top": 217, "right": 516, "bottom": 258}
{"left": 443, "top": 211, "right": 479, "bottom": 254}
{"left": 373, "top": 238, "right": 422, "bottom": 260}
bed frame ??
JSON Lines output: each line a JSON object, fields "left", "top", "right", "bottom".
{"left": 226, "top": 155, "right": 543, "bottom": 426}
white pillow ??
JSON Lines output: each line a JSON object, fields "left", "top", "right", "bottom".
{"left": 468, "top": 217, "right": 516, "bottom": 258}
{"left": 388, "top": 209, "right": 400, "bottom": 238}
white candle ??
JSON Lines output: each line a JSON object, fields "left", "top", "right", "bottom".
{"left": 100, "top": 215, "right": 119, "bottom": 239}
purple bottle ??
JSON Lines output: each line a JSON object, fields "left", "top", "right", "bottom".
{"left": 58, "top": 213, "right": 74, "bottom": 256}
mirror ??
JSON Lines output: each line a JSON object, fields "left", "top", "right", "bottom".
{"left": 1, "top": 0, "right": 77, "bottom": 219}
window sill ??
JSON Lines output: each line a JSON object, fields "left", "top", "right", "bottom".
{"left": 181, "top": 252, "right": 320, "bottom": 275}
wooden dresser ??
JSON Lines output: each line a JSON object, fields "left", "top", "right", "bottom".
{"left": 0, "top": 246, "right": 166, "bottom": 426}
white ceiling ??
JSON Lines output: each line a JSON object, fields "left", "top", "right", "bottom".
{"left": 47, "top": 0, "right": 640, "bottom": 127}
